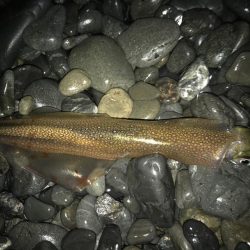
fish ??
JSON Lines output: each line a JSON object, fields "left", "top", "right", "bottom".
{"left": 0, "top": 112, "right": 248, "bottom": 168}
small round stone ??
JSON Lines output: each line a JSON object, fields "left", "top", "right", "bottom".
{"left": 51, "top": 185, "right": 75, "bottom": 207}
{"left": 128, "top": 81, "right": 160, "bottom": 101}
{"left": 32, "top": 241, "right": 58, "bottom": 250}
{"left": 19, "top": 96, "right": 34, "bottom": 115}
{"left": 98, "top": 88, "right": 133, "bottom": 118}
{"left": 129, "top": 99, "right": 160, "bottom": 119}
{"left": 86, "top": 175, "right": 105, "bottom": 197}
{"left": 59, "top": 69, "right": 92, "bottom": 96}
{"left": 61, "top": 199, "right": 79, "bottom": 230}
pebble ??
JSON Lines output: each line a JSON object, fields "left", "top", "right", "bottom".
{"left": 102, "top": 0, "right": 125, "bottom": 21}
{"left": 224, "top": 0, "right": 250, "bottom": 22}
{"left": 23, "top": 5, "right": 66, "bottom": 51}
{"left": 0, "top": 191, "right": 23, "bottom": 217}
{"left": 86, "top": 175, "right": 105, "bottom": 197}
{"left": 46, "top": 49, "right": 70, "bottom": 79}
{"left": 69, "top": 36, "right": 135, "bottom": 93}
{"left": 190, "top": 92, "right": 236, "bottom": 127}
{"left": 177, "top": 58, "right": 209, "bottom": 101}
{"left": 175, "top": 170, "right": 197, "bottom": 209}
{"left": 0, "top": 0, "right": 51, "bottom": 72}
{"left": 129, "top": 99, "right": 160, "bottom": 119}
{"left": 0, "top": 70, "right": 15, "bottom": 117}
{"left": 78, "top": 9, "right": 103, "bottom": 34}
{"left": 9, "top": 221, "right": 67, "bottom": 250}
{"left": 102, "top": 15, "right": 128, "bottom": 39}
{"left": 18, "top": 46, "right": 41, "bottom": 61}
{"left": 197, "top": 23, "right": 238, "bottom": 68}
{"left": 117, "top": 18, "right": 180, "bottom": 68}
{"left": 62, "top": 34, "right": 89, "bottom": 50}
{"left": 97, "top": 224, "right": 122, "bottom": 250}
{"left": 0, "top": 236, "right": 12, "bottom": 250}
{"left": 63, "top": 2, "right": 78, "bottom": 37}
{"left": 60, "top": 199, "right": 79, "bottom": 230}
{"left": 19, "top": 96, "right": 34, "bottom": 115}
{"left": 225, "top": 52, "right": 250, "bottom": 86}
{"left": 32, "top": 241, "right": 58, "bottom": 250}
{"left": 127, "top": 154, "right": 175, "bottom": 227}
{"left": 189, "top": 165, "right": 249, "bottom": 220}
{"left": 166, "top": 39, "right": 196, "bottom": 74}
{"left": 98, "top": 88, "right": 133, "bottom": 118}
{"left": 13, "top": 64, "right": 43, "bottom": 100}
{"left": 0, "top": 153, "right": 9, "bottom": 176}
{"left": 181, "top": 8, "right": 220, "bottom": 37}
{"left": 127, "top": 219, "right": 156, "bottom": 245}
{"left": 129, "top": 82, "right": 160, "bottom": 101}
{"left": 24, "top": 196, "right": 56, "bottom": 222}
{"left": 179, "top": 208, "right": 221, "bottom": 232}
{"left": 183, "top": 219, "right": 220, "bottom": 250}
{"left": 59, "top": 69, "right": 92, "bottom": 96}
{"left": 61, "top": 93, "right": 97, "bottom": 114}
{"left": 123, "top": 196, "right": 141, "bottom": 215}
{"left": 221, "top": 220, "right": 250, "bottom": 250}
{"left": 51, "top": 185, "right": 75, "bottom": 207}
{"left": 135, "top": 67, "right": 159, "bottom": 84}
{"left": 155, "top": 5, "right": 183, "bottom": 25}
{"left": 130, "top": 0, "right": 163, "bottom": 20}
{"left": 61, "top": 229, "right": 96, "bottom": 250}
{"left": 24, "top": 79, "right": 64, "bottom": 110}
{"left": 76, "top": 195, "right": 103, "bottom": 234}
{"left": 235, "top": 242, "right": 250, "bottom": 250}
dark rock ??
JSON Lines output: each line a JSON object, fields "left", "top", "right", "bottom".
{"left": 32, "top": 241, "right": 58, "bottom": 250}
{"left": 102, "top": 0, "right": 125, "bottom": 21}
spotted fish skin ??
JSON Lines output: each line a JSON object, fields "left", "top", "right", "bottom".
{"left": 0, "top": 113, "right": 242, "bottom": 167}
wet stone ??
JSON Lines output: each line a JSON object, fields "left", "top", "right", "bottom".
{"left": 0, "top": 70, "right": 15, "bottom": 117}
{"left": 190, "top": 92, "right": 236, "bottom": 127}
{"left": 127, "top": 154, "right": 175, "bottom": 227}
{"left": 59, "top": 69, "right": 91, "bottom": 96}
{"left": 166, "top": 39, "right": 196, "bottom": 74}
{"left": 23, "top": 5, "right": 66, "bottom": 51}
{"left": 181, "top": 8, "right": 220, "bottom": 37}
{"left": 61, "top": 229, "right": 96, "bottom": 250}
{"left": 98, "top": 88, "right": 133, "bottom": 118}
{"left": 61, "top": 93, "right": 97, "bottom": 114}
{"left": 235, "top": 242, "right": 250, "bottom": 250}
{"left": 135, "top": 66, "right": 159, "bottom": 84}
{"left": 32, "top": 241, "right": 58, "bottom": 250}
{"left": 69, "top": 36, "right": 135, "bottom": 93}
{"left": 197, "top": 23, "right": 238, "bottom": 68}
{"left": 177, "top": 58, "right": 209, "bottom": 101}
{"left": 46, "top": 49, "right": 70, "bottom": 79}
{"left": 61, "top": 199, "right": 79, "bottom": 230}
{"left": 19, "top": 96, "right": 34, "bottom": 115}
{"left": 183, "top": 219, "right": 220, "bottom": 250}
{"left": 129, "top": 82, "right": 160, "bottom": 101}
{"left": 86, "top": 175, "right": 105, "bottom": 197}
{"left": 123, "top": 195, "right": 141, "bottom": 215}
{"left": 129, "top": 99, "right": 160, "bottom": 119}
{"left": 13, "top": 64, "right": 43, "bottom": 100}
{"left": 97, "top": 224, "right": 122, "bottom": 250}
{"left": 51, "top": 185, "right": 75, "bottom": 207}
{"left": 62, "top": 34, "right": 89, "bottom": 50}
{"left": 130, "top": 0, "right": 163, "bottom": 20}
{"left": 24, "top": 79, "right": 64, "bottom": 110}
{"left": 117, "top": 18, "right": 180, "bottom": 68}
{"left": 9, "top": 221, "right": 67, "bottom": 250}
{"left": 0, "top": 153, "right": 9, "bottom": 176}
{"left": 0, "top": 192, "right": 24, "bottom": 217}
{"left": 24, "top": 196, "right": 56, "bottom": 222}
{"left": 225, "top": 52, "right": 250, "bottom": 86}
{"left": 64, "top": 2, "right": 78, "bottom": 37}
{"left": 155, "top": 5, "right": 183, "bottom": 25}
{"left": 102, "top": 15, "right": 128, "bottom": 40}
{"left": 0, "top": 236, "right": 12, "bottom": 250}
{"left": 224, "top": 0, "right": 250, "bottom": 22}
{"left": 127, "top": 219, "right": 156, "bottom": 245}
{"left": 18, "top": 46, "right": 41, "bottom": 61}
{"left": 102, "top": 0, "right": 125, "bottom": 21}
{"left": 189, "top": 166, "right": 250, "bottom": 220}
{"left": 78, "top": 9, "right": 103, "bottom": 34}
{"left": 76, "top": 195, "right": 103, "bottom": 234}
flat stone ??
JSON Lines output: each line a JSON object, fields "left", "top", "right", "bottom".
{"left": 23, "top": 5, "right": 66, "bottom": 51}
{"left": 98, "top": 88, "right": 133, "bottom": 118}
{"left": 117, "top": 18, "right": 180, "bottom": 68}
{"left": 226, "top": 52, "right": 250, "bottom": 86}
{"left": 69, "top": 36, "right": 135, "bottom": 93}
{"left": 59, "top": 69, "right": 92, "bottom": 96}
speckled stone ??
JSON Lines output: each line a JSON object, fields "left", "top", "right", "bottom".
{"left": 117, "top": 18, "right": 180, "bottom": 68}
{"left": 19, "top": 96, "right": 34, "bottom": 115}
{"left": 23, "top": 5, "right": 66, "bottom": 51}
{"left": 129, "top": 99, "right": 160, "bottom": 119}
{"left": 127, "top": 219, "right": 156, "bottom": 245}
{"left": 98, "top": 88, "right": 133, "bottom": 118}
{"left": 59, "top": 69, "right": 91, "bottom": 96}
{"left": 69, "top": 36, "right": 135, "bottom": 93}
